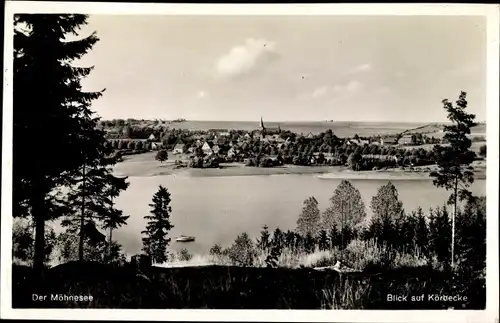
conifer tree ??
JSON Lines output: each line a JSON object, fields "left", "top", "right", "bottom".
{"left": 304, "top": 232, "right": 316, "bottom": 253}
{"left": 414, "top": 207, "right": 429, "bottom": 257}
{"left": 142, "top": 185, "right": 174, "bottom": 264}
{"left": 101, "top": 176, "right": 130, "bottom": 262}
{"left": 271, "top": 228, "right": 285, "bottom": 251}
{"left": 430, "top": 91, "right": 476, "bottom": 268}
{"left": 62, "top": 156, "right": 128, "bottom": 261}
{"left": 256, "top": 224, "right": 271, "bottom": 251}
{"left": 456, "top": 196, "right": 486, "bottom": 273}
{"left": 14, "top": 14, "right": 106, "bottom": 274}
{"left": 328, "top": 224, "right": 340, "bottom": 249}
{"left": 317, "top": 229, "right": 329, "bottom": 251}
{"left": 284, "top": 230, "right": 296, "bottom": 250}
{"left": 293, "top": 232, "right": 304, "bottom": 252}
{"left": 429, "top": 206, "right": 452, "bottom": 266}
{"left": 398, "top": 211, "right": 417, "bottom": 252}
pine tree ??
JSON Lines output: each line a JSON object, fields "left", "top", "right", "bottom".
{"left": 271, "top": 228, "right": 285, "bottom": 251}
{"left": 399, "top": 212, "right": 418, "bottom": 253}
{"left": 296, "top": 196, "right": 321, "bottom": 237}
{"left": 62, "top": 155, "right": 127, "bottom": 261}
{"left": 142, "top": 185, "right": 174, "bottom": 264}
{"left": 328, "top": 224, "right": 340, "bottom": 249}
{"left": 364, "top": 216, "right": 382, "bottom": 244}
{"left": 304, "top": 232, "right": 316, "bottom": 253}
{"left": 430, "top": 91, "right": 476, "bottom": 268}
{"left": 429, "top": 206, "right": 452, "bottom": 266}
{"left": 14, "top": 14, "right": 105, "bottom": 274}
{"left": 317, "top": 229, "right": 329, "bottom": 251}
{"left": 101, "top": 174, "right": 130, "bottom": 262}
{"left": 256, "top": 224, "right": 271, "bottom": 251}
{"left": 293, "top": 232, "right": 304, "bottom": 252}
{"left": 414, "top": 207, "right": 429, "bottom": 257}
{"left": 284, "top": 230, "right": 296, "bottom": 250}
{"left": 456, "top": 196, "right": 486, "bottom": 273}
{"left": 380, "top": 212, "right": 396, "bottom": 249}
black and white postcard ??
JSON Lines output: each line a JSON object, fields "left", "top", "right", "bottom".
{"left": 2, "top": 2, "right": 499, "bottom": 322}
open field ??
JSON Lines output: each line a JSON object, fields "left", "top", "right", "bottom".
{"left": 403, "top": 123, "right": 486, "bottom": 136}
{"left": 403, "top": 141, "right": 486, "bottom": 153}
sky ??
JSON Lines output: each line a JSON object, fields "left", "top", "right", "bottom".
{"left": 76, "top": 15, "right": 486, "bottom": 122}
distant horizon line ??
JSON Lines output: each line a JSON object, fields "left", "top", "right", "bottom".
{"left": 99, "top": 118, "right": 476, "bottom": 124}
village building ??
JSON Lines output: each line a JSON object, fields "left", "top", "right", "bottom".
{"left": 256, "top": 117, "right": 281, "bottom": 136}
{"left": 347, "top": 139, "right": 369, "bottom": 146}
{"left": 212, "top": 144, "right": 220, "bottom": 154}
{"left": 228, "top": 147, "right": 242, "bottom": 158}
{"left": 214, "top": 136, "right": 228, "bottom": 146}
{"left": 305, "top": 132, "right": 314, "bottom": 139}
{"left": 201, "top": 141, "right": 213, "bottom": 155}
{"left": 380, "top": 136, "right": 398, "bottom": 145}
{"left": 262, "top": 135, "right": 276, "bottom": 143}
{"left": 151, "top": 142, "right": 162, "bottom": 150}
{"left": 148, "top": 133, "right": 156, "bottom": 141}
{"left": 274, "top": 135, "right": 286, "bottom": 143}
{"left": 172, "top": 140, "right": 185, "bottom": 154}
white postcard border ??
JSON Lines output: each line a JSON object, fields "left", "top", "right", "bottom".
{"left": 2, "top": 2, "right": 499, "bottom": 322}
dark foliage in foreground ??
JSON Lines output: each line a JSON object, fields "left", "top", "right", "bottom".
{"left": 12, "top": 261, "right": 485, "bottom": 309}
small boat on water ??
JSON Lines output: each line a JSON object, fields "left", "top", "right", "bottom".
{"left": 176, "top": 235, "right": 195, "bottom": 242}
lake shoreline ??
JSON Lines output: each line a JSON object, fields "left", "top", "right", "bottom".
{"left": 115, "top": 158, "right": 486, "bottom": 180}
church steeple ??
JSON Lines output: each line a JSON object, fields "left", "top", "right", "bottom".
{"left": 260, "top": 116, "right": 265, "bottom": 131}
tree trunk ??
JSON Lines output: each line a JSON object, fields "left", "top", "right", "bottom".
{"left": 32, "top": 173, "right": 49, "bottom": 277}
{"left": 452, "top": 177, "right": 458, "bottom": 269}
{"left": 108, "top": 227, "right": 113, "bottom": 263}
{"left": 32, "top": 192, "right": 46, "bottom": 276}
{"left": 78, "top": 164, "right": 86, "bottom": 261}
{"left": 340, "top": 201, "right": 344, "bottom": 264}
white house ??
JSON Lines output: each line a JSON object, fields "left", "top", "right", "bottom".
{"left": 227, "top": 147, "right": 239, "bottom": 158}
{"left": 172, "top": 141, "right": 185, "bottom": 154}
{"left": 151, "top": 142, "right": 162, "bottom": 150}
{"left": 201, "top": 142, "right": 213, "bottom": 155}
{"left": 148, "top": 134, "right": 156, "bottom": 141}
{"left": 380, "top": 136, "right": 398, "bottom": 145}
{"left": 348, "top": 139, "right": 370, "bottom": 146}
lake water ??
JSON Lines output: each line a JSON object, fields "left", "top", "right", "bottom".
{"left": 112, "top": 174, "right": 486, "bottom": 256}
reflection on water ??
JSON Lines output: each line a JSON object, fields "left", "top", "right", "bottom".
{"left": 111, "top": 174, "right": 486, "bottom": 256}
